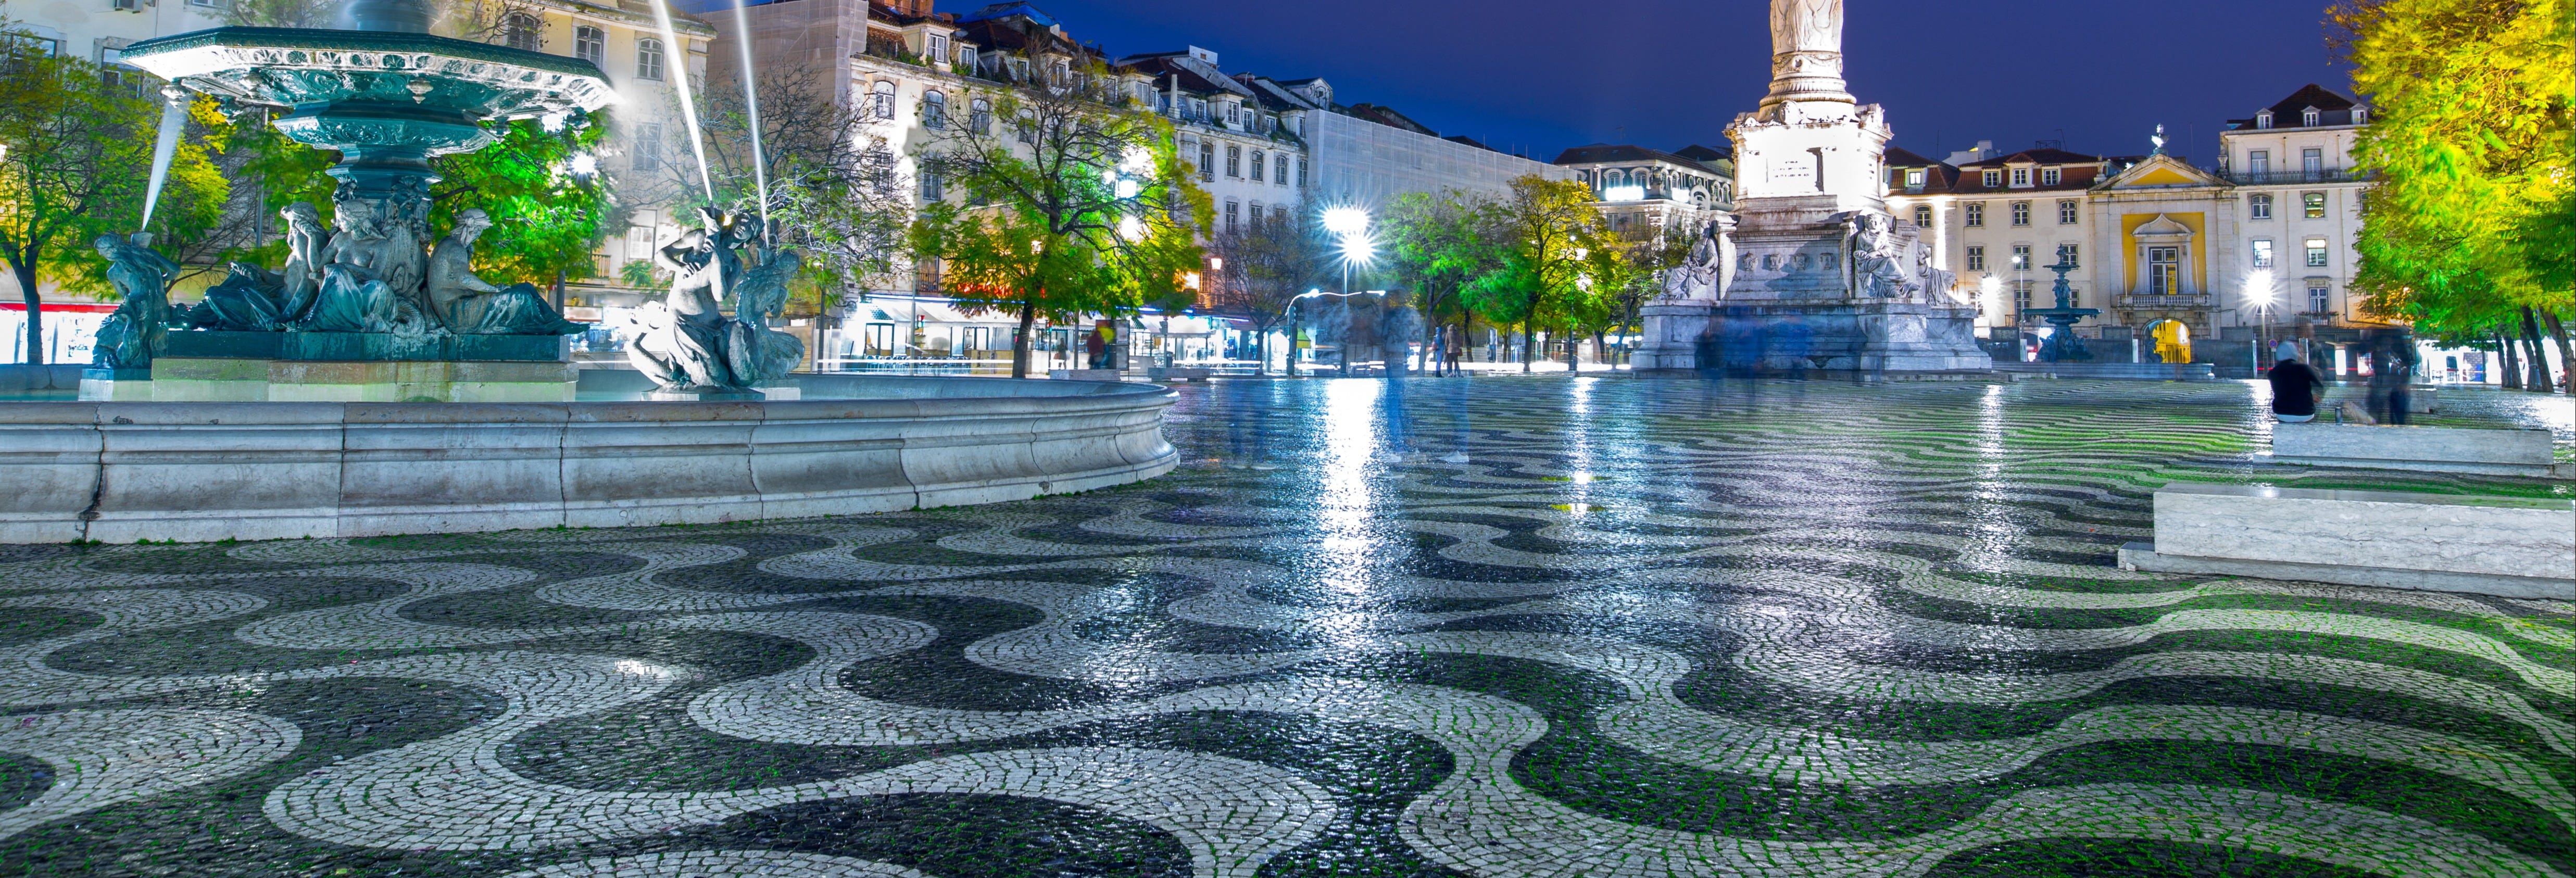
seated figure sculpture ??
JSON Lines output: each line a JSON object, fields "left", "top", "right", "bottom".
{"left": 90, "top": 232, "right": 179, "bottom": 369}
{"left": 628, "top": 208, "right": 760, "bottom": 391}
{"left": 427, "top": 208, "right": 584, "bottom": 335}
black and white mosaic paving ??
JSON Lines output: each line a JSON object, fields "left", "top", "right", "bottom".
{"left": 3, "top": 377, "right": 2572, "bottom": 877}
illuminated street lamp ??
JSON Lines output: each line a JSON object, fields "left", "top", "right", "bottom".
{"left": 2245, "top": 268, "right": 2278, "bottom": 366}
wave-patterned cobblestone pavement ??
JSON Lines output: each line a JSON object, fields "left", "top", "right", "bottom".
{"left": 2, "top": 377, "right": 2570, "bottom": 877}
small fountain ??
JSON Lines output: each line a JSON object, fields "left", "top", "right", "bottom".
{"left": 2022, "top": 255, "right": 2099, "bottom": 363}
{"left": 0, "top": 0, "right": 1176, "bottom": 544}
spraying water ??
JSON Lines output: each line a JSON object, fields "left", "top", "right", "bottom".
{"left": 648, "top": 0, "right": 717, "bottom": 202}
{"left": 136, "top": 85, "right": 191, "bottom": 232}
{"left": 730, "top": 0, "right": 770, "bottom": 237}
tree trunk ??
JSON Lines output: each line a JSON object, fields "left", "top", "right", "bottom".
{"left": 1012, "top": 295, "right": 1038, "bottom": 379}
{"left": 14, "top": 253, "right": 43, "bottom": 372}
{"left": 1521, "top": 322, "right": 1535, "bottom": 374}
{"left": 2499, "top": 330, "right": 2523, "bottom": 389}
{"left": 2543, "top": 308, "right": 2574, "bottom": 394}
{"left": 2522, "top": 306, "right": 2556, "bottom": 393}
{"left": 1287, "top": 313, "right": 1302, "bottom": 377}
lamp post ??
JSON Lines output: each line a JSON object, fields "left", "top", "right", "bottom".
{"left": 2244, "top": 268, "right": 2277, "bottom": 370}
{"left": 1320, "top": 207, "right": 1374, "bottom": 377}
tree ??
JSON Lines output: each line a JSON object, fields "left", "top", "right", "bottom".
{"left": 1206, "top": 217, "right": 1323, "bottom": 374}
{"left": 909, "top": 53, "right": 1209, "bottom": 378}
{"left": 0, "top": 35, "right": 225, "bottom": 370}
{"left": 664, "top": 67, "right": 909, "bottom": 320}
{"left": 431, "top": 114, "right": 622, "bottom": 290}
{"left": 1381, "top": 190, "right": 1496, "bottom": 374}
{"left": 2334, "top": 0, "right": 2573, "bottom": 390}
{"left": 1462, "top": 175, "right": 1613, "bottom": 373}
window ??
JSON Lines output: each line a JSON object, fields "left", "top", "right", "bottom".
{"left": 2040, "top": 167, "right": 2061, "bottom": 186}
{"left": 2148, "top": 246, "right": 2180, "bottom": 295}
{"left": 1225, "top": 103, "right": 1239, "bottom": 126}
{"left": 2352, "top": 107, "right": 2367, "bottom": 124}
{"left": 1224, "top": 200, "right": 1238, "bottom": 234}
{"left": 1981, "top": 169, "right": 2002, "bottom": 187}
{"left": 970, "top": 98, "right": 991, "bottom": 134}
{"left": 574, "top": 26, "right": 604, "bottom": 65}
{"left": 915, "top": 257, "right": 941, "bottom": 295}
{"left": 1964, "top": 203, "right": 1984, "bottom": 227}
{"left": 2301, "top": 147, "right": 2324, "bottom": 179}
{"left": 2009, "top": 202, "right": 2030, "bottom": 226}
{"left": 2056, "top": 243, "right": 2079, "bottom": 267}
{"left": 871, "top": 81, "right": 896, "bottom": 120}
{"left": 2014, "top": 281, "right": 2034, "bottom": 317}
{"left": 1965, "top": 246, "right": 1986, "bottom": 271}
{"left": 1014, "top": 110, "right": 1034, "bottom": 143}
{"left": 634, "top": 123, "right": 662, "bottom": 170}
{"left": 2250, "top": 194, "right": 2273, "bottom": 220}
{"left": 1274, "top": 154, "right": 1287, "bottom": 186}
{"left": 1273, "top": 205, "right": 1289, "bottom": 225}
{"left": 1296, "top": 158, "right": 1306, "bottom": 187}
{"left": 1189, "top": 98, "right": 1206, "bottom": 120}
{"left": 2307, "top": 279, "right": 2331, "bottom": 313}
{"left": 635, "top": 37, "right": 665, "bottom": 81}
{"left": 2008, "top": 167, "right": 2029, "bottom": 187}
{"left": 502, "top": 13, "right": 541, "bottom": 51}
{"left": 2301, "top": 107, "right": 2320, "bottom": 126}
{"left": 1904, "top": 168, "right": 1924, "bottom": 189}
{"left": 1247, "top": 202, "right": 1263, "bottom": 229}
{"left": 919, "top": 169, "right": 940, "bottom": 202}
{"left": 928, "top": 34, "right": 948, "bottom": 61}
{"left": 2057, "top": 200, "right": 2078, "bottom": 224}
{"left": 957, "top": 46, "right": 976, "bottom": 69}
{"left": 2304, "top": 237, "right": 2329, "bottom": 267}
{"left": 1913, "top": 205, "right": 1932, "bottom": 228}
{"left": 2256, "top": 110, "right": 2275, "bottom": 129}
{"left": 1225, "top": 144, "right": 1240, "bottom": 178}
{"left": 923, "top": 90, "right": 945, "bottom": 129}
{"left": 1198, "top": 142, "right": 1215, "bottom": 182}
{"left": 2303, "top": 192, "right": 2326, "bottom": 218}
{"left": 2010, "top": 245, "right": 2032, "bottom": 271}
{"left": 2252, "top": 240, "right": 2274, "bottom": 268}
{"left": 2246, "top": 149, "right": 2270, "bottom": 175}
{"left": 1250, "top": 150, "right": 1264, "bottom": 182}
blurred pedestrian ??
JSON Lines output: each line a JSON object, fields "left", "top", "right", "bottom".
{"left": 2365, "top": 329, "right": 2416, "bottom": 425}
{"left": 2267, "top": 349, "right": 2324, "bottom": 423}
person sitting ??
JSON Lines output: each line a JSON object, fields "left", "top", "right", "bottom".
{"left": 2267, "top": 352, "right": 2325, "bottom": 423}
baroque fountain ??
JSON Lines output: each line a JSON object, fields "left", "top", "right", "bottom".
{"left": 0, "top": 0, "right": 1176, "bottom": 543}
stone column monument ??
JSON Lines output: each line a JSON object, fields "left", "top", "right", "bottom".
{"left": 1631, "top": 0, "right": 1990, "bottom": 378}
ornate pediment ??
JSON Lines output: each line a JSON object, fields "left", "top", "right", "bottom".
{"left": 2103, "top": 154, "right": 2229, "bottom": 190}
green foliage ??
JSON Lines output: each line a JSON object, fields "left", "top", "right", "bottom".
{"left": 1455, "top": 175, "right": 1616, "bottom": 367}
{"left": 678, "top": 67, "right": 909, "bottom": 313}
{"left": 908, "top": 55, "right": 1210, "bottom": 377}
{"left": 429, "top": 114, "right": 620, "bottom": 286}
{"left": 1380, "top": 191, "right": 1494, "bottom": 329}
{"left": 2335, "top": 0, "right": 2574, "bottom": 334}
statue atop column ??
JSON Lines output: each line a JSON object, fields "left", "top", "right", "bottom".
{"left": 1762, "top": 0, "right": 1852, "bottom": 109}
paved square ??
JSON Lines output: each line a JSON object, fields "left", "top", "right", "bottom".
{"left": 2, "top": 378, "right": 2570, "bottom": 877}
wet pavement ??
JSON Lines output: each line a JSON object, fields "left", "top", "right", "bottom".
{"left": 1, "top": 376, "right": 2571, "bottom": 878}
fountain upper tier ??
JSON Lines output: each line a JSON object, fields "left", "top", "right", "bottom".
{"left": 118, "top": 27, "right": 617, "bottom": 162}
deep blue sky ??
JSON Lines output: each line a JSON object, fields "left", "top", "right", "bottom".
{"left": 983, "top": 0, "right": 2354, "bottom": 166}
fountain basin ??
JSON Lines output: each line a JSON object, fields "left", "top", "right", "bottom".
{"left": 0, "top": 377, "right": 1176, "bottom": 543}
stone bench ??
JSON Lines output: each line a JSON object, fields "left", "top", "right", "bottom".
{"left": 2118, "top": 482, "right": 2575, "bottom": 599}
{"left": 1147, "top": 367, "right": 1213, "bottom": 382}
{"left": 2266, "top": 422, "right": 2568, "bottom": 478}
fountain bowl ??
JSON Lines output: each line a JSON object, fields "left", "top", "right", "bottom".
{"left": 0, "top": 375, "right": 1178, "bottom": 544}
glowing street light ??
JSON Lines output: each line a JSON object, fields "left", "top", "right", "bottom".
{"left": 1321, "top": 207, "right": 1369, "bottom": 237}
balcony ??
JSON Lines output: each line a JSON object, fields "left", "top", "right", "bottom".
{"left": 2223, "top": 169, "right": 2369, "bottom": 186}
{"left": 2114, "top": 292, "right": 2215, "bottom": 310}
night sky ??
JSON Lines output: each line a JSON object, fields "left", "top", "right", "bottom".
{"left": 993, "top": 0, "right": 2354, "bottom": 166}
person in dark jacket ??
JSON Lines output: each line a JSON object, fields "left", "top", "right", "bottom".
{"left": 2268, "top": 354, "right": 2326, "bottom": 422}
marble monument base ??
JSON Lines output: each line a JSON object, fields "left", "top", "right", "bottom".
{"left": 1630, "top": 299, "right": 1992, "bottom": 377}
{"left": 77, "top": 368, "right": 155, "bottom": 402}
{"left": 147, "top": 357, "right": 579, "bottom": 403}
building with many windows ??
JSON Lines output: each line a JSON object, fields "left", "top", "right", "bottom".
{"left": 1551, "top": 143, "right": 1736, "bottom": 241}
{"left": 1879, "top": 84, "right": 2372, "bottom": 352}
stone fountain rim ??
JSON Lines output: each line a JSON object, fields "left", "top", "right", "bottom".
{"left": 122, "top": 26, "right": 616, "bottom": 112}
